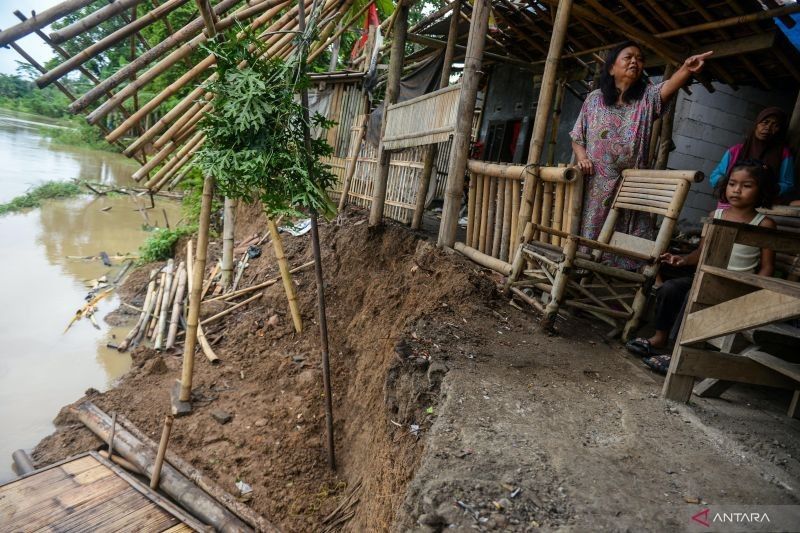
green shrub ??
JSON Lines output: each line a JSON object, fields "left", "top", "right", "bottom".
{"left": 0, "top": 181, "right": 83, "bottom": 215}
{"left": 137, "top": 225, "right": 198, "bottom": 264}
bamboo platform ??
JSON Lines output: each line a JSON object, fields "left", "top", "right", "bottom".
{"left": 0, "top": 451, "right": 207, "bottom": 532}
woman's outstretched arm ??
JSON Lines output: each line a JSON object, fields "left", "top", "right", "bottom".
{"left": 660, "top": 51, "right": 714, "bottom": 103}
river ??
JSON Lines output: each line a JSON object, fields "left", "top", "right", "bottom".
{"left": 0, "top": 109, "right": 182, "bottom": 482}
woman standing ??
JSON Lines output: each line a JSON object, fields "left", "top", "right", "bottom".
{"left": 570, "top": 42, "right": 711, "bottom": 267}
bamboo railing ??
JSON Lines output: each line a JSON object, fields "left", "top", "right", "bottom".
{"left": 459, "top": 160, "right": 582, "bottom": 267}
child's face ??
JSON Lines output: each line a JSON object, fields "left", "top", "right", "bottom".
{"left": 726, "top": 169, "right": 759, "bottom": 208}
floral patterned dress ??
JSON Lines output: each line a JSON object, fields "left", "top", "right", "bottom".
{"left": 569, "top": 82, "right": 667, "bottom": 269}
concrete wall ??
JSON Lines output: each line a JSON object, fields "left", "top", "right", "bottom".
{"left": 667, "top": 83, "right": 796, "bottom": 230}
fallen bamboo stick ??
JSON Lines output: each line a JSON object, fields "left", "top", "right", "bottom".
{"left": 73, "top": 402, "right": 252, "bottom": 532}
{"left": 166, "top": 263, "right": 187, "bottom": 350}
{"left": 148, "top": 271, "right": 167, "bottom": 339}
{"left": 510, "top": 286, "right": 545, "bottom": 313}
{"left": 267, "top": 219, "right": 302, "bottom": 333}
{"left": 118, "top": 269, "right": 157, "bottom": 351}
{"left": 155, "top": 259, "right": 175, "bottom": 350}
{"left": 206, "top": 260, "right": 314, "bottom": 302}
{"left": 200, "top": 293, "right": 262, "bottom": 327}
{"left": 201, "top": 263, "right": 220, "bottom": 300}
{"left": 98, "top": 450, "right": 142, "bottom": 475}
{"left": 116, "top": 414, "right": 275, "bottom": 532}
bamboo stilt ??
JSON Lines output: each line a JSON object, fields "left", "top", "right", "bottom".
{"left": 267, "top": 219, "right": 302, "bottom": 333}
{"left": 148, "top": 271, "right": 167, "bottom": 339}
{"left": 369, "top": 0, "right": 409, "bottom": 226}
{"left": 438, "top": 0, "right": 490, "bottom": 247}
{"left": 180, "top": 176, "right": 214, "bottom": 403}
{"left": 492, "top": 178, "right": 504, "bottom": 258}
{"left": 517, "top": 0, "right": 573, "bottom": 239}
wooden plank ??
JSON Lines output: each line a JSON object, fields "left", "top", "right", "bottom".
{"left": 693, "top": 270, "right": 757, "bottom": 306}
{"left": 613, "top": 201, "right": 668, "bottom": 216}
{"left": 694, "top": 378, "right": 734, "bottom": 398}
{"left": 73, "top": 463, "right": 117, "bottom": 485}
{"left": 672, "top": 347, "right": 799, "bottom": 389}
{"left": 707, "top": 218, "right": 800, "bottom": 255}
{"left": 747, "top": 351, "right": 800, "bottom": 383}
{"left": 700, "top": 265, "right": 800, "bottom": 300}
{"left": 608, "top": 231, "right": 654, "bottom": 257}
{"left": 682, "top": 290, "right": 800, "bottom": 345}
{"left": 617, "top": 192, "right": 673, "bottom": 206}
{"left": 60, "top": 455, "right": 102, "bottom": 476}
{"left": 619, "top": 186, "right": 675, "bottom": 197}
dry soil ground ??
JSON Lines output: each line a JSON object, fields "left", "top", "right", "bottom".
{"left": 31, "top": 207, "right": 800, "bottom": 532}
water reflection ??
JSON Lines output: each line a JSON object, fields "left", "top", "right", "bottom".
{"left": 0, "top": 109, "right": 183, "bottom": 482}
{"left": 0, "top": 109, "right": 139, "bottom": 203}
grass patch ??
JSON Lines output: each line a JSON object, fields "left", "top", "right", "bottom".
{"left": 138, "top": 225, "right": 197, "bottom": 264}
{"left": 0, "top": 181, "right": 83, "bottom": 215}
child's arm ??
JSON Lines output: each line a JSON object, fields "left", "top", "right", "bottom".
{"left": 756, "top": 217, "right": 776, "bottom": 277}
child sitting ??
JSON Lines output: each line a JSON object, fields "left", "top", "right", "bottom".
{"left": 626, "top": 160, "right": 776, "bottom": 372}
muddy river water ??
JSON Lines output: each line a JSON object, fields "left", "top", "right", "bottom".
{"left": 0, "top": 110, "right": 182, "bottom": 482}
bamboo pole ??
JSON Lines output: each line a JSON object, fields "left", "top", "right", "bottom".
{"left": 267, "top": 219, "right": 302, "bottom": 332}
{"left": 200, "top": 293, "right": 262, "bottom": 327}
{"left": 0, "top": 0, "right": 96, "bottom": 47}
{"left": 516, "top": 0, "right": 572, "bottom": 243}
{"left": 411, "top": 0, "right": 460, "bottom": 231}
{"left": 154, "top": 259, "right": 175, "bottom": 349}
{"left": 221, "top": 198, "right": 236, "bottom": 290}
{"left": 454, "top": 242, "right": 512, "bottom": 275}
{"left": 478, "top": 174, "right": 490, "bottom": 254}
{"left": 472, "top": 174, "right": 483, "bottom": 247}
{"left": 500, "top": 177, "right": 513, "bottom": 261}
{"left": 485, "top": 177, "right": 497, "bottom": 255}
{"left": 74, "top": 403, "right": 251, "bottom": 532}
{"left": 143, "top": 133, "right": 205, "bottom": 187}
{"left": 165, "top": 262, "right": 186, "bottom": 350}
{"left": 154, "top": 99, "right": 210, "bottom": 150}
{"left": 150, "top": 415, "right": 174, "bottom": 489}
{"left": 186, "top": 241, "right": 220, "bottom": 363}
{"left": 180, "top": 176, "right": 214, "bottom": 403}
{"left": 368, "top": 0, "right": 409, "bottom": 226}
{"left": 118, "top": 269, "right": 157, "bottom": 351}
{"left": 205, "top": 260, "right": 313, "bottom": 302}
{"left": 37, "top": 0, "right": 195, "bottom": 89}
{"left": 148, "top": 271, "right": 167, "bottom": 339}
{"left": 492, "top": 179, "right": 505, "bottom": 258}
{"left": 437, "top": 0, "right": 490, "bottom": 247}
{"left": 49, "top": 0, "right": 150, "bottom": 44}
{"left": 70, "top": 0, "right": 242, "bottom": 115}
{"left": 466, "top": 172, "right": 476, "bottom": 247}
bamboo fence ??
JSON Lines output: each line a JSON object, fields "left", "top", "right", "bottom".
{"left": 459, "top": 160, "right": 581, "bottom": 265}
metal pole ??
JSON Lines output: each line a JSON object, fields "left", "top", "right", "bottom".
{"left": 298, "top": 0, "right": 336, "bottom": 471}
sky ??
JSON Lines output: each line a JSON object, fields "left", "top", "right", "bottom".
{"left": 0, "top": 0, "right": 65, "bottom": 76}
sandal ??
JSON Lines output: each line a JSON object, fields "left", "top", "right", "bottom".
{"left": 642, "top": 354, "right": 671, "bottom": 375}
{"left": 625, "top": 337, "right": 660, "bottom": 357}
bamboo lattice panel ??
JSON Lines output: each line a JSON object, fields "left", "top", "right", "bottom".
{"left": 0, "top": 454, "right": 196, "bottom": 532}
{"left": 383, "top": 84, "right": 461, "bottom": 150}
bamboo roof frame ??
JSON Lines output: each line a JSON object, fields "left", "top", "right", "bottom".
{"left": 0, "top": 0, "right": 798, "bottom": 188}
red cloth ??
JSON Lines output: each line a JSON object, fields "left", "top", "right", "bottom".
{"left": 350, "top": 3, "right": 381, "bottom": 60}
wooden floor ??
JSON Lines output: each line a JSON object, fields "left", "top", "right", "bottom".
{"left": 0, "top": 452, "right": 200, "bottom": 532}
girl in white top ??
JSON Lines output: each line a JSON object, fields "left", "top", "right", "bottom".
{"left": 627, "top": 160, "right": 776, "bottom": 367}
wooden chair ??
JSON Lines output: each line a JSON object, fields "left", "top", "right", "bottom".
{"left": 662, "top": 218, "right": 800, "bottom": 415}
{"left": 506, "top": 169, "right": 702, "bottom": 340}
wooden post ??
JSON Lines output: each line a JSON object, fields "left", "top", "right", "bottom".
{"left": 150, "top": 415, "right": 174, "bottom": 490}
{"left": 516, "top": 0, "right": 573, "bottom": 241}
{"left": 368, "top": 0, "right": 409, "bottom": 226}
{"left": 179, "top": 176, "right": 214, "bottom": 404}
{"left": 437, "top": 0, "right": 490, "bottom": 248}
{"left": 411, "top": 0, "right": 461, "bottom": 230}
{"left": 221, "top": 198, "right": 236, "bottom": 290}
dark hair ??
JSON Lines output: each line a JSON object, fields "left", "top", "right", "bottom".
{"left": 599, "top": 41, "right": 647, "bottom": 106}
{"left": 717, "top": 159, "right": 777, "bottom": 208}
